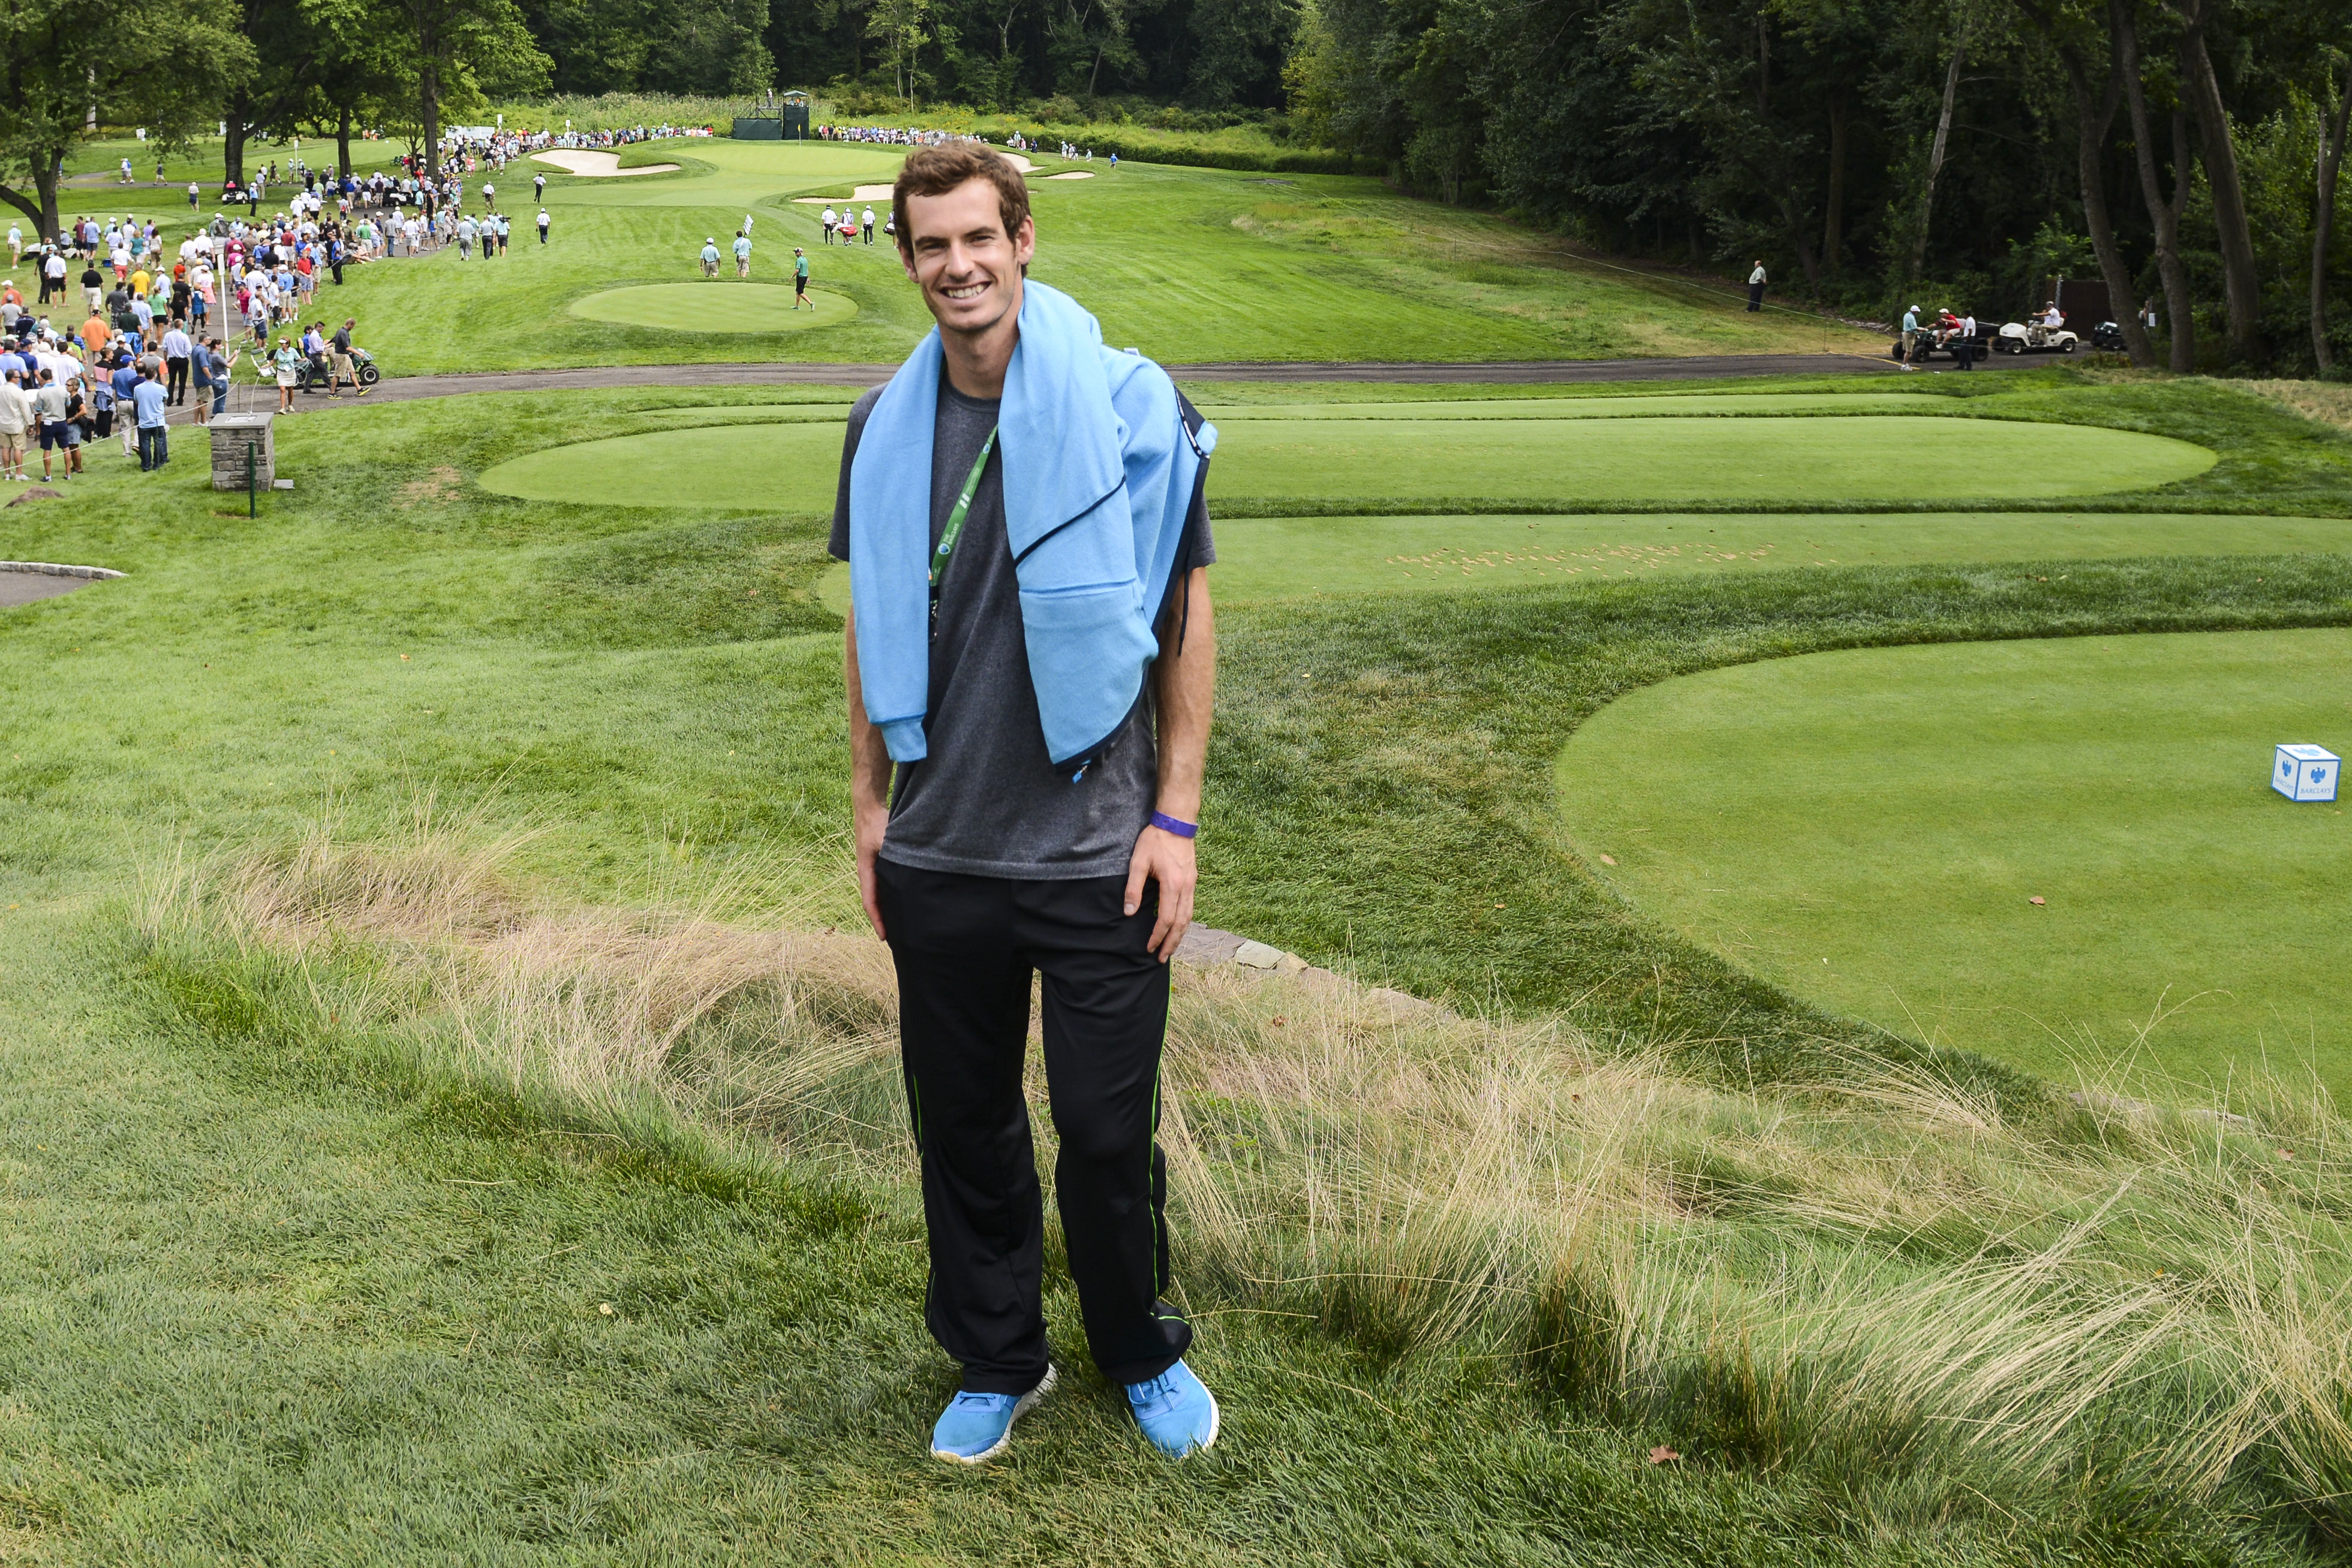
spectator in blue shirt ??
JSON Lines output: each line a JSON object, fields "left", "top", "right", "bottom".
{"left": 110, "top": 356, "right": 140, "bottom": 458}
{"left": 131, "top": 365, "right": 169, "bottom": 471}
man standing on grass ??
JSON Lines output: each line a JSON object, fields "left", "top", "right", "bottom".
{"left": 1747, "top": 260, "right": 1767, "bottom": 311}
{"left": 161, "top": 321, "right": 192, "bottom": 405}
{"left": 112, "top": 354, "right": 139, "bottom": 455}
{"left": 537, "top": 208, "right": 551, "bottom": 245}
{"left": 733, "top": 229, "right": 752, "bottom": 278}
{"left": 132, "top": 360, "right": 169, "bottom": 471}
{"left": 700, "top": 237, "right": 721, "bottom": 278}
{"left": 0, "top": 371, "right": 28, "bottom": 481}
{"left": 792, "top": 246, "right": 809, "bottom": 308}
{"left": 32, "top": 369, "right": 69, "bottom": 482}
{"left": 835, "top": 142, "right": 1222, "bottom": 1467}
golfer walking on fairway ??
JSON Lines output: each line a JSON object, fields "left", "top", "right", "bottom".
{"left": 836, "top": 142, "right": 1221, "bottom": 1465}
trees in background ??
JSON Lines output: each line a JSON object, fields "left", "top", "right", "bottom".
{"left": 516, "top": 0, "right": 1304, "bottom": 112}
{"left": 215, "top": 0, "right": 549, "bottom": 182}
{"left": 379, "top": 0, "right": 549, "bottom": 176}
{"left": 1285, "top": 0, "right": 2351, "bottom": 369}
{"left": 0, "top": 0, "right": 250, "bottom": 233}
{"left": 522, "top": 0, "right": 771, "bottom": 97}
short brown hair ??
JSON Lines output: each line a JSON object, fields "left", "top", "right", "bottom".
{"left": 892, "top": 144, "right": 1030, "bottom": 257}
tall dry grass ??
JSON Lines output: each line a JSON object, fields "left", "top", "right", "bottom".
{"left": 133, "top": 812, "right": 2352, "bottom": 1531}
{"left": 2242, "top": 378, "right": 2352, "bottom": 437}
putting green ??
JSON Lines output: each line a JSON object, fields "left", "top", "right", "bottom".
{"left": 478, "top": 408, "right": 2215, "bottom": 511}
{"left": 566, "top": 284, "right": 856, "bottom": 333}
{"left": 1208, "top": 413, "right": 2212, "bottom": 504}
{"left": 1205, "top": 393, "right": 1956, "bottom": 420}
{"left": 483, "top": 422, "right": 849, "bottom": 509}
{"left": 1556, "top": 630, "right": 2352, "bottom": 1095}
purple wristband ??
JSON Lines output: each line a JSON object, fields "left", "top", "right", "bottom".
{"left": 1149, "top": 811, "right": 1198, "bottom": 839}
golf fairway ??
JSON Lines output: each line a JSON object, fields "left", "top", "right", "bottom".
{"left": 1556, "top": 628, "right": 2352, "bottom": 1095}
{"left": 566, "top": 283, "right": 857, "bottom": 333}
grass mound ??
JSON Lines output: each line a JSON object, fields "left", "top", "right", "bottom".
{"left": 1208, "top": 413, "right": 2214, "bottom": 508}
{"left": 1210, "top": 511, "right": 2352, "bottom": 599}
{"left": 1558, "top": 625, "right": 2352, "bottom": 1088}
{"left": 133, "top": 811, "right": 2352, "bottom": 1542}
{"left": 478, "top": 420, "right": 845, "bottom": 510}
{"left": 565, "top": 282, "right": 857, "bottom": 334}
{"left": 474, "top": 405, "right": 2216, "bottom": 516}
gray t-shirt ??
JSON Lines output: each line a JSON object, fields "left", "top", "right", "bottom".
{"left": 831, "top": 379, "right": 1214, "bottom": 879}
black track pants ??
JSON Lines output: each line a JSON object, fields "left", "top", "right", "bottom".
{"left": 875, "top": 859, "right": 1192, "bottom": 1395}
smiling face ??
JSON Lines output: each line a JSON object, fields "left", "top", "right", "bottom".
{"left": 900, "top": 177, "right": 1033, "bottom": 341}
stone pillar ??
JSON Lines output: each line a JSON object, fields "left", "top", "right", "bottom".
{"left": 210, "top": 412, "right": 275, "bottom": 492}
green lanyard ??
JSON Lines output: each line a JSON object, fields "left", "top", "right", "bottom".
{"left": 928, "top": 427, "right": 998, "bottom": 615}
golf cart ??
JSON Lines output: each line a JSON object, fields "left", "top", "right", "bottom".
{"left": 1887, "top": 322, "right": 1992, "bottom": 365}
{"left": 294, "top": 345, "right": 381, "bottom": 392}
{"left": 1996, "top": 318, "right": 2079, "bottom": 354}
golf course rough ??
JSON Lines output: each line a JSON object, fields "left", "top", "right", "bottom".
{"left": 566, "top": 283, "right": 858, "bottom": 334}
{"left": 1555, "top": 627, "right": 2352, "bottom": 1095}
{"left": 476, "top": 404, "right": 2217, "bottom": 513}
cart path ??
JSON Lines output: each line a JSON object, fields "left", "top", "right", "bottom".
{"left": 305, "top": 350, "right": 2028, "bottom": 408}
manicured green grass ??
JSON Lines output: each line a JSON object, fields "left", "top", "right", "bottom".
{"left": 1208, "top": 392, "right": 1957, "bottom": 419}
{"left": 566, "top": 281, "right": 857, "bottom": 332}
{"left": 479, "top": 419, "right": 846, "bottom": 508}
{"left": 309, "top": 139, "right": 1883, "bottom": 373}
{"left": 1207, "top": 511, "right": 2352, "bottom": 598}
{"left": 477, "top": 404, "right": 2216, "bottom": 513}
{"left": 1204, "top": 413, "right": 2212, "bottom": 505}
{"left": 1201, "top": 554, "right": 2352, "bottom": 1094}
{"left": 1555, "top": 629, "right": 2352, "bottom": 1093}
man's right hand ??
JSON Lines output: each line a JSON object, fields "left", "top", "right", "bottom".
{"left": 844, "top": 606, "right": 894, "bottom": 941}
{"left": 855, "top": 798, "right": 889, "bottom": 940}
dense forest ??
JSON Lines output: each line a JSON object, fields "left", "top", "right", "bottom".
{"left": 1285, "top": 0, "right": 2352, "bottom": 366}
{"left": 512, "top": 0, "right": 2349, "bottom": 368}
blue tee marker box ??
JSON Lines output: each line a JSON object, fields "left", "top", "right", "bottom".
{"left": 2274, "top": 744, "right": 2341, "bottom": 802}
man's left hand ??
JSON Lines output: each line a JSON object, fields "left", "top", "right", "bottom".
{"left": 1123, "top": 823, "right": 1195, "bottom": 962}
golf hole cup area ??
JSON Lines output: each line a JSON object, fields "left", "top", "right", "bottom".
{"left": 2275, "top": 745, "right": 2342, "bottom": 803}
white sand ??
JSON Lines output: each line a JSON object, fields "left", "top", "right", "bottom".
{"left": 1042, "top": 170, "right": 1096, "bottom": 180}
{"left": 793, "top": 183, "right": 898, "bottom": 204}
{"left": 531, "top": 150, "right": 681, "bottom": 177}
{"left": 786, "top": 153, "right": 1037, "bottom": 205}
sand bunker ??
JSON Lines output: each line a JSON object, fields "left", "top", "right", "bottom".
{"left": 794, "top": 184, "right": 897, "bottom": 205}
{"left": 789, "top": 154, "right": 1042, "bottom": 204}
{"left": 533, "top": 151, "right": 681, "bottom": 177}
{"left": 1043, "top": 170, "right": 1096, "bottom": 180}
